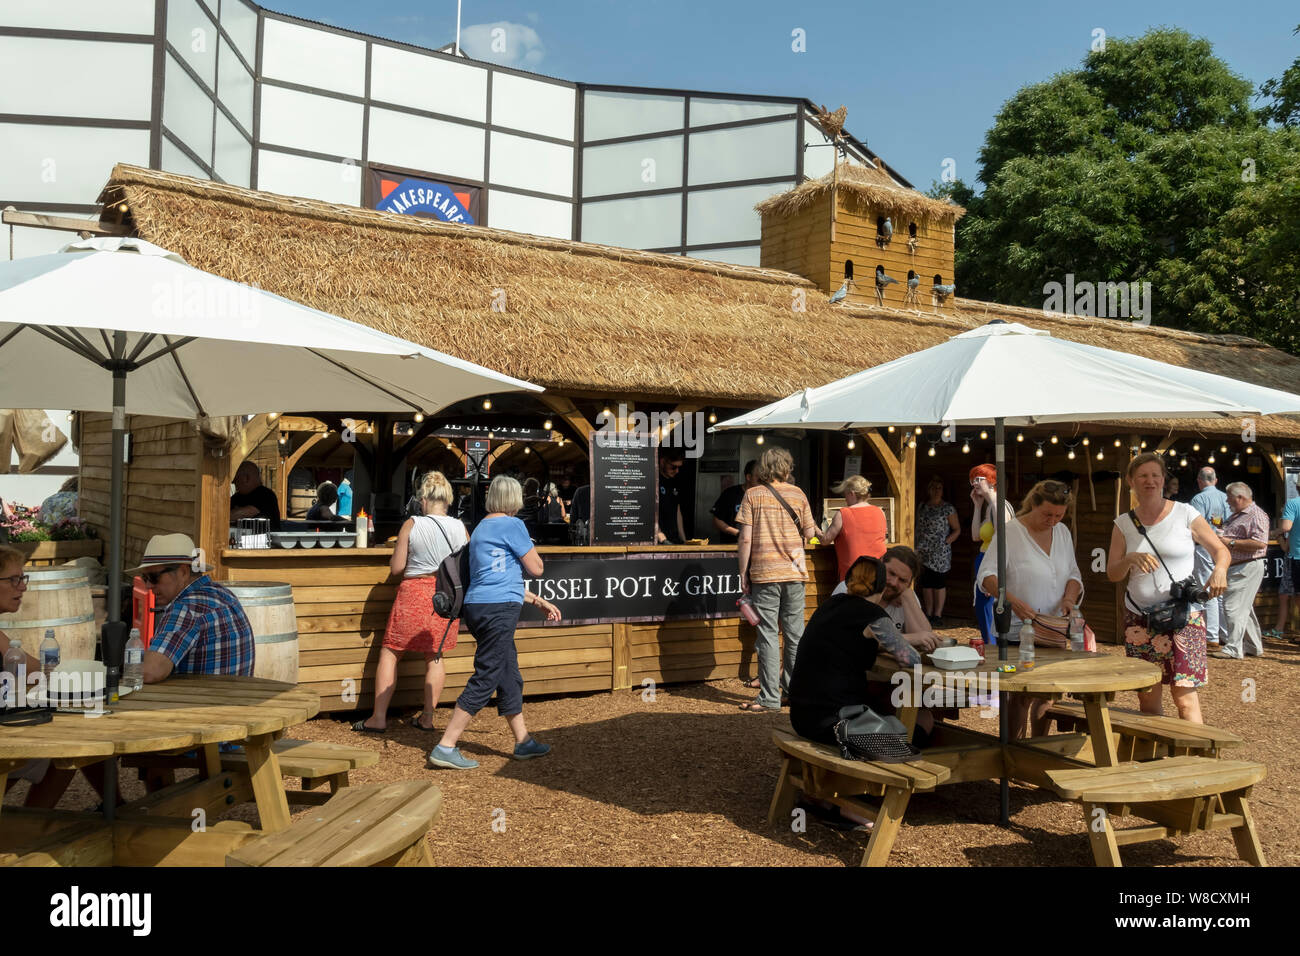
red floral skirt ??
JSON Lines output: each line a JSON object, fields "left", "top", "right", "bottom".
{"left": 383, "top": 575, "right": 458, "bottom": 655}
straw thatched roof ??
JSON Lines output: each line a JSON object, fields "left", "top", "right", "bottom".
{"left": 755, "top": 162, "right": 966, "bottom": 225}
{"left": 100, "top": 164, "right": 1298, "bottom": 438}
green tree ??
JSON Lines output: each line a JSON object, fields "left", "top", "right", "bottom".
{"left": 948, "top": 28, "right": 1300, "bottom": 355}
{"left": 1259, "top": 25, "right": 1300, "bottom": 127}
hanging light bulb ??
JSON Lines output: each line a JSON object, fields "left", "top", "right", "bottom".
{"left": 1096, "top": 449, "right": 1104, "bottom": 461}
{"left": 523, "top": 446, "right": 531, "bottom": 455}
{"left": 1245, "top": 446, "right": 1253, "bottom": 455}
{"left": 914, "top": 426, "right": 923, "bottom": 435}
{"left": 887, "top": 425, "right": 895, "bottom": 433}
{"left": 1016, "top": 433, "right": 1024, "bottom": 443}
{"left": 1207, "top": 453, "right": 1215, "bottom": 464}
{"left": 847, "top": 437, "right": 856, "bottom": 450}
{"left": 1276, "top": 453, "right": 1284, "bottom": 463}
{"left": 1081, "top": 435, "right": 1090, "bottom": 446}
{"left": 908, "top": 438, "right": 917, "bottom": 449}
{"left": 1180, "top": 457, "right": 1188, "bottom": 468}
{"left": 413, "top": 412, "right": 424, "bottom": 423}
{"left": 928, "top": 444, "right": 936, "bottom": 457}
{"left": 708, "top": 411, "right": 717, "bottom": 424}
{"left": 482, "top": 398, "right": 492, "bottom": 410}
{"left": 1114, "top": 438, "right": 1122, "bottom": 447}
{"left": 1192, "top": 442, "right": 1200, "bottom": 452}
{"left": 980, "top": 430, "right": 988, "bottom": 440}
{"left": 756, "top": 435, "right": 764, "bottom": 445}
{"left": 1219, "top": 445, "right": 1227, "bottom": 453}
{"left": 1140, "top": 440, "right": 1147, "bottom": 449}
{"left": 1232, "top": 455, "right": 1240, "bottom": 466}
{"left": 1067, "top": 448, "right": 1076, "bottom": 460}
{"left": 1167, "top": 447, "right": 1177, "bottom": 457}
{"left": 961, "top": 441, "right": 971, "bottom": 454}
{"left": 941, "top": 426, "right": 951, "bottom": 440}
{"left": 267, "top": 412, "right": 279, "bottom": 423}
{"left": 278, "top": 432, "right": 287, "bottom": 445}
{"left": 1050, "top": 432, "right": 1059, "bottom": 444}
{"left": 488, "top": 431, "right": 495, "bottom": 439}
{"left": 543, "top": 418, "right": 553, "bottom": 431}
{"left": 1035, "top": 443, "right": 1044, "bottom": 458}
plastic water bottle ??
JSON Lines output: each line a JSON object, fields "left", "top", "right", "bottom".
{"left": 123, "top": 628, "right": 145, "bottom": 692}
{"left": 39, "top": 628, "right": 60, "bottom": 685}
{"left": 1018, "top": 618, "right": 1036, "bottom": 668}
{"left": 1068, "top": 605, "right": 1086, "bottom": 652}
{"left": 4, "top": 637, "right": 27, "bottom": 700}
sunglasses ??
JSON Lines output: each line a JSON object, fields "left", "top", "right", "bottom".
{"left": 142, "top": 566, "right": 181, "bottom": 585}
{"left": 2, "top": 574, "right": 29, "bottom": 588}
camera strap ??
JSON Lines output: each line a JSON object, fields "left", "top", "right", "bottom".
{"left": 1125, "top": 508, "right": 1180, "bottom": 614}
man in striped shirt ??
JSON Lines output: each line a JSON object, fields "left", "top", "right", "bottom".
{"left": 134, "top": 534, "right": 255, "bottom": 681}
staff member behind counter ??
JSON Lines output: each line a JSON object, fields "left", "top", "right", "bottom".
{"left": 655, "top": 449, "right": 688, "bottom": 544}
{"left": 230, "top": 461, "right": 282, "bottom": 530}
{"left": 710, "top": 460, "right": 758, "bottom": 544}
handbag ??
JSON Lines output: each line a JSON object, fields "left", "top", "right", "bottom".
{"left": 832, "top": 704, "right": 922, "bottom": 763}
{"left": 1031, "top": 613, "right": 1097, "bottom": 651}
{"left": 426, "top": 516, "right": 471, "bottom": 654}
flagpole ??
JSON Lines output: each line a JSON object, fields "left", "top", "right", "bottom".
{"left": 455, "top": 0, "right": 462, "bottom": 55}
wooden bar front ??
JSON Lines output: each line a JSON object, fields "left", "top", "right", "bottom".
{"left": 221, "top": 545, "right": 838, "bottom": 713}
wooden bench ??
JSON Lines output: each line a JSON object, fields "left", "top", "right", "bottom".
{"left": 770, "top": 729, "right": 951, "bottom": 866}
{"left": 1047, "top": 702, "right": 1243, "bottom": 760}
{"left": 226, "top": 779, "right": 442, "bottom": 867}
{"left": 221, "top": 739, "right": 380, "bottom": 805}
{"left": 1047, "top": 756, "right": 1267, "bottom": 867}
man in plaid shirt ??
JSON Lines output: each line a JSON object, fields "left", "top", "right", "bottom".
{"left": 133, "top": 534, "right": 254, "bottom": 681}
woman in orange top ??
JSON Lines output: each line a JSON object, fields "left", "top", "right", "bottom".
{"left": 821, "top": 476, "right": 888, "bottom": 579}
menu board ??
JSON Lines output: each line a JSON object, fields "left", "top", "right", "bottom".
{"left": 589, "top": 433, "right": 657, "bottom": 545}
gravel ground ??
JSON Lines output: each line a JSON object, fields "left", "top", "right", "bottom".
{"left": 9, "top": 630, "right": 1297, "bottom": 867}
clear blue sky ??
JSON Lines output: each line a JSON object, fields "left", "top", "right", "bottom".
{"left": 265, "top": 0, "right": 1298, "bottom": 192}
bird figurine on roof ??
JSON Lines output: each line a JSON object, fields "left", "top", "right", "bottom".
{"left": 932, "top": 281, "right": 957, "bottom": 306}
{"left": 829, "top": 278, "right": 854, "bottom": 304}
{"left": 904, "top": 272, "right": 920, "bottom": 307}
{"left": 875, "top": 265, "right": 899, "bottom": 305}
{"left": 876, "top": 216, "right": 893, "bottom": 248}
{"left": 814, "top": 104, "right": 848, "bottom": 141}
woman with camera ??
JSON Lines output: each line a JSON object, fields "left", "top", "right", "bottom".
{"left": 1107, "top": 453, "right": 1230, "bottom": 723}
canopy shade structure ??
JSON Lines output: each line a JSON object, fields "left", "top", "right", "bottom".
{"left": 0, "top": 237, "right": 541, "bottom": 693}
{"left": 0, "top": 238, "right": 541, "bottom": 418}
{"left": 712, "top": 322, "right": 1300, "bottom": 431}
{"left": 711, "top": 319, "right": 1300, "bottom": 827}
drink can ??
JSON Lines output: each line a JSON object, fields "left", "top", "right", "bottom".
{"left": 969, "top": 638, "right": 985, "bottom": 657}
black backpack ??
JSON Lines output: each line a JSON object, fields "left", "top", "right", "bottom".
{"left": 427, "top": 518, "right": 471, "bottom": 652}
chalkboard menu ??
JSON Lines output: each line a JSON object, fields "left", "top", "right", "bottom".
{"left": 589, "top": 433, "right": 657, "bottom": 545}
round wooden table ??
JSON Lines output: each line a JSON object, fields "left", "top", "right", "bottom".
{"left": 0, "top": 676, "right": 320, "bottom": 866}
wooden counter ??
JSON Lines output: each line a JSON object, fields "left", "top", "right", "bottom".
{"left": 219, "top": 544, "right": 837, "bottom": 713}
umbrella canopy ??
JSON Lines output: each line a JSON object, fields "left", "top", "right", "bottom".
{"left": 0, "top": 238, "right": 540, "bottom": 417}
{"left": 713, "top": 321, "right": 1300, "bottom": 431}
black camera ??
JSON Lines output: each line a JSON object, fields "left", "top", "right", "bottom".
{"left": 1169, "top": 577, "right": 1210, "bottom": 605}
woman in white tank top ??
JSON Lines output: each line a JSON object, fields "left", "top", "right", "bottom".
{"left": 354, "top": 471, "right": 468, "bottom": 734}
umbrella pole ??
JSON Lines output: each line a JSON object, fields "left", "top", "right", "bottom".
{"left": 103, "top": 333, "right": 129, "bottom": 695}
{"left": 995, "top": 417, "right": 1011, "bottom": 826}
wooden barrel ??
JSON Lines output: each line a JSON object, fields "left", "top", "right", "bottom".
{"left": 0, "top": 567, "right": 97, "bottom": 661}
{"left": 226, "top": 582, "right": 299, "bottom": 684}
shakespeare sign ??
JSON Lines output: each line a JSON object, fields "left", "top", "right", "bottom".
{"left": 366, "top": 165, "right": 481, "bottom": 224}
{"left": 518, "top": 552, "right": 743, "bottom": 625}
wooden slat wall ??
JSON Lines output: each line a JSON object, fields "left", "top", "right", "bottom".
{"left": 78, "top": 414, "right": 201, "bottom": 571}
{"left": 759, "top": 194, "right": 832, "bottom": 292}
{"left": 830, "top": 202, "right": 956, "bottom": 312}
{"left": 221, "top": 551, "right": 612, "bottom": 712}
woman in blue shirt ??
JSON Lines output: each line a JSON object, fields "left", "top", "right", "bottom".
{"left": 429, "top": 475, "right": 561, "bottom": 770}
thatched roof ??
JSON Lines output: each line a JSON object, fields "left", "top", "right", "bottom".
{"left": 100, "top": 164, "right": 1298, "bottom": 438}
{"left": 756, "top": 163, "right": 966, "bottom": 225}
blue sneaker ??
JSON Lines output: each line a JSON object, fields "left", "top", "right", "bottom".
{"left": 427, "top": 746, "right": 478, "bottom": 770}
{"left": 513, "top": 736, "right": 551, "bottom": 760}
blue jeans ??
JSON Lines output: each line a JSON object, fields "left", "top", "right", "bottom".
{"left": 457, "top": 602, "right": 525, "bottom": 717}
{"left": 751, "top": 580, "right": 806, "bottom": 709}
{"left": 1193, "top": 546, "right": 1225, "bottom": 642}
{"left": 974, "top": 561, "right": 999, "bottom": 646}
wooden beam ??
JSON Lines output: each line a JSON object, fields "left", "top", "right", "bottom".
{"left": 486, "top": 441, "right": 516, "bottom": 467}
{"left": 539, "top": 394, "right": 595, "bottom": 443}
{"left": 278, "top": 432, "right": 327, "bottom": 517}
{"left": 862, "top": 428, "right": 916, "bottom": 547}
{"left": 1259, "top": 443, "right": 1286, "bottom": 486}
{"left": 233, "top": 414, "right": 279, "bottom": 471}
{"left": 1, "top": 208, "right": 130, "bottom": 236}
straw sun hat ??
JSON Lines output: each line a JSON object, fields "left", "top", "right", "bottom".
{"left": 127, "top": 533, "right": 211, "bottom": 576}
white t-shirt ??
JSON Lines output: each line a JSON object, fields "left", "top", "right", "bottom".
{"left": 1114, "top": 501, "right": 1199, "bottom": 611}
{"left": 978, "top": 518, "right": 1083, "bottom": 625}
{"left": 405, "top": 514, "right": 468, "bottom": 578}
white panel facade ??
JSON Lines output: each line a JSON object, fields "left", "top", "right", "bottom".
{"left": 802, "top": 120, "right": 835, "bottom": 180}
{"left": 685, "top": 246, "right": 762, "bottom": 267}
{"left": 583, "top": 91, "right": 683, "bottom": 141}
{"left": 161, "top": 138, "right": 211, "bottom": 180}
{"left": 686, "top": 182, "right": 792, "bottom": 246}
{"left": 690, "top": 98, "right": 794, "bottom": 127}
{"left": 489, "top": 132, "right": 572, "bottom": 197}
{"left": 581, "top": 194, "right": 680, "bottom": 249}
{"left": 0, "top": 37, "right": 153, "bottom": 121}
{"left": 687, "top": 120, "right": 796, "bottom": 186}
{"left": 257, "top": 149, "right": 362, "bottom": 205}
{"left": 163, "top": 53, "right": 214, "bottom": 164}
{"left": 259, "top": 84, "right": 364, "bottom": 159}
{"left": 491, "top": 72, "right": 575, "bottom": 140}
{"left": 0, "top": 124, "right": 150, "bottom": 203}
{"left": 582, "top": 135, "right": 682, "bottom": 197}
{"left": 214, "top": 112, "right": 252, "bottom": 187}
{"left": 368, "top": 108, "right": 485, "bottom": 183}
{"left": 486, "top": 190, "right": 572, "bottom": 241}
{"left": 166, "top": 0, "right": 218, "bottom": 91}
{"left": 369, "top": 44, "right": 488, "bottom": 123}
{"left": 217, "top": 36, "right": 255, "bottom": 132}
{"left": 262, "top": 18, "right": 366, "bottom": 97}
{"left": 220, "top": 0, "right": 259, "bottom": 66}
{"left": 0, "top": 0, "right": 155, "bottom": 33}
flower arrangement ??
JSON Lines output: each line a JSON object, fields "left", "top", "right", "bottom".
{"left": 0, "top": 504, "right": 95, "bottom": 543}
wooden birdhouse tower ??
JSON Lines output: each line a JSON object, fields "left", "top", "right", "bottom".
{"left": 757, "top": 162, "right": 965, "bottom": 311}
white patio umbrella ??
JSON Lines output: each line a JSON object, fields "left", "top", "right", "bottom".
{"left": 714, "top": 319, "right": 1300, "bottom": 822}
{"left": 0, "top": 238, "right": 542, "bottom": 681}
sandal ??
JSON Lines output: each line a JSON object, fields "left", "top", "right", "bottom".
{"left": 408, "top": 714, "right": 438, "bottom": 732}
{"left": 741, "top": 677, "right": 761, "bottom": 689}
{"left": 739, "top": 701, "right": 777, "bottom": 713}
{"left": 351, "top": 718, "right": 386, "bottom": 734}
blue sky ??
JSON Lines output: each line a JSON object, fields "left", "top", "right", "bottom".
{"left": 264, "top": 0, "right": 1299, "bottom": 192}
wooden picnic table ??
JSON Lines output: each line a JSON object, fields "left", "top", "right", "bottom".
{"left": 0, "top": 675, "right": 319, "bottom": 866}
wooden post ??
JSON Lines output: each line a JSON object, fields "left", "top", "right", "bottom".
{"left": 862, "top": 429, "right": 916, "bottom": 547}
{"left": 195, "top": 450, "right": 229, "bottom": 581}
{"left": 612, "top": 622, "right": 632, "bottom": 690}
